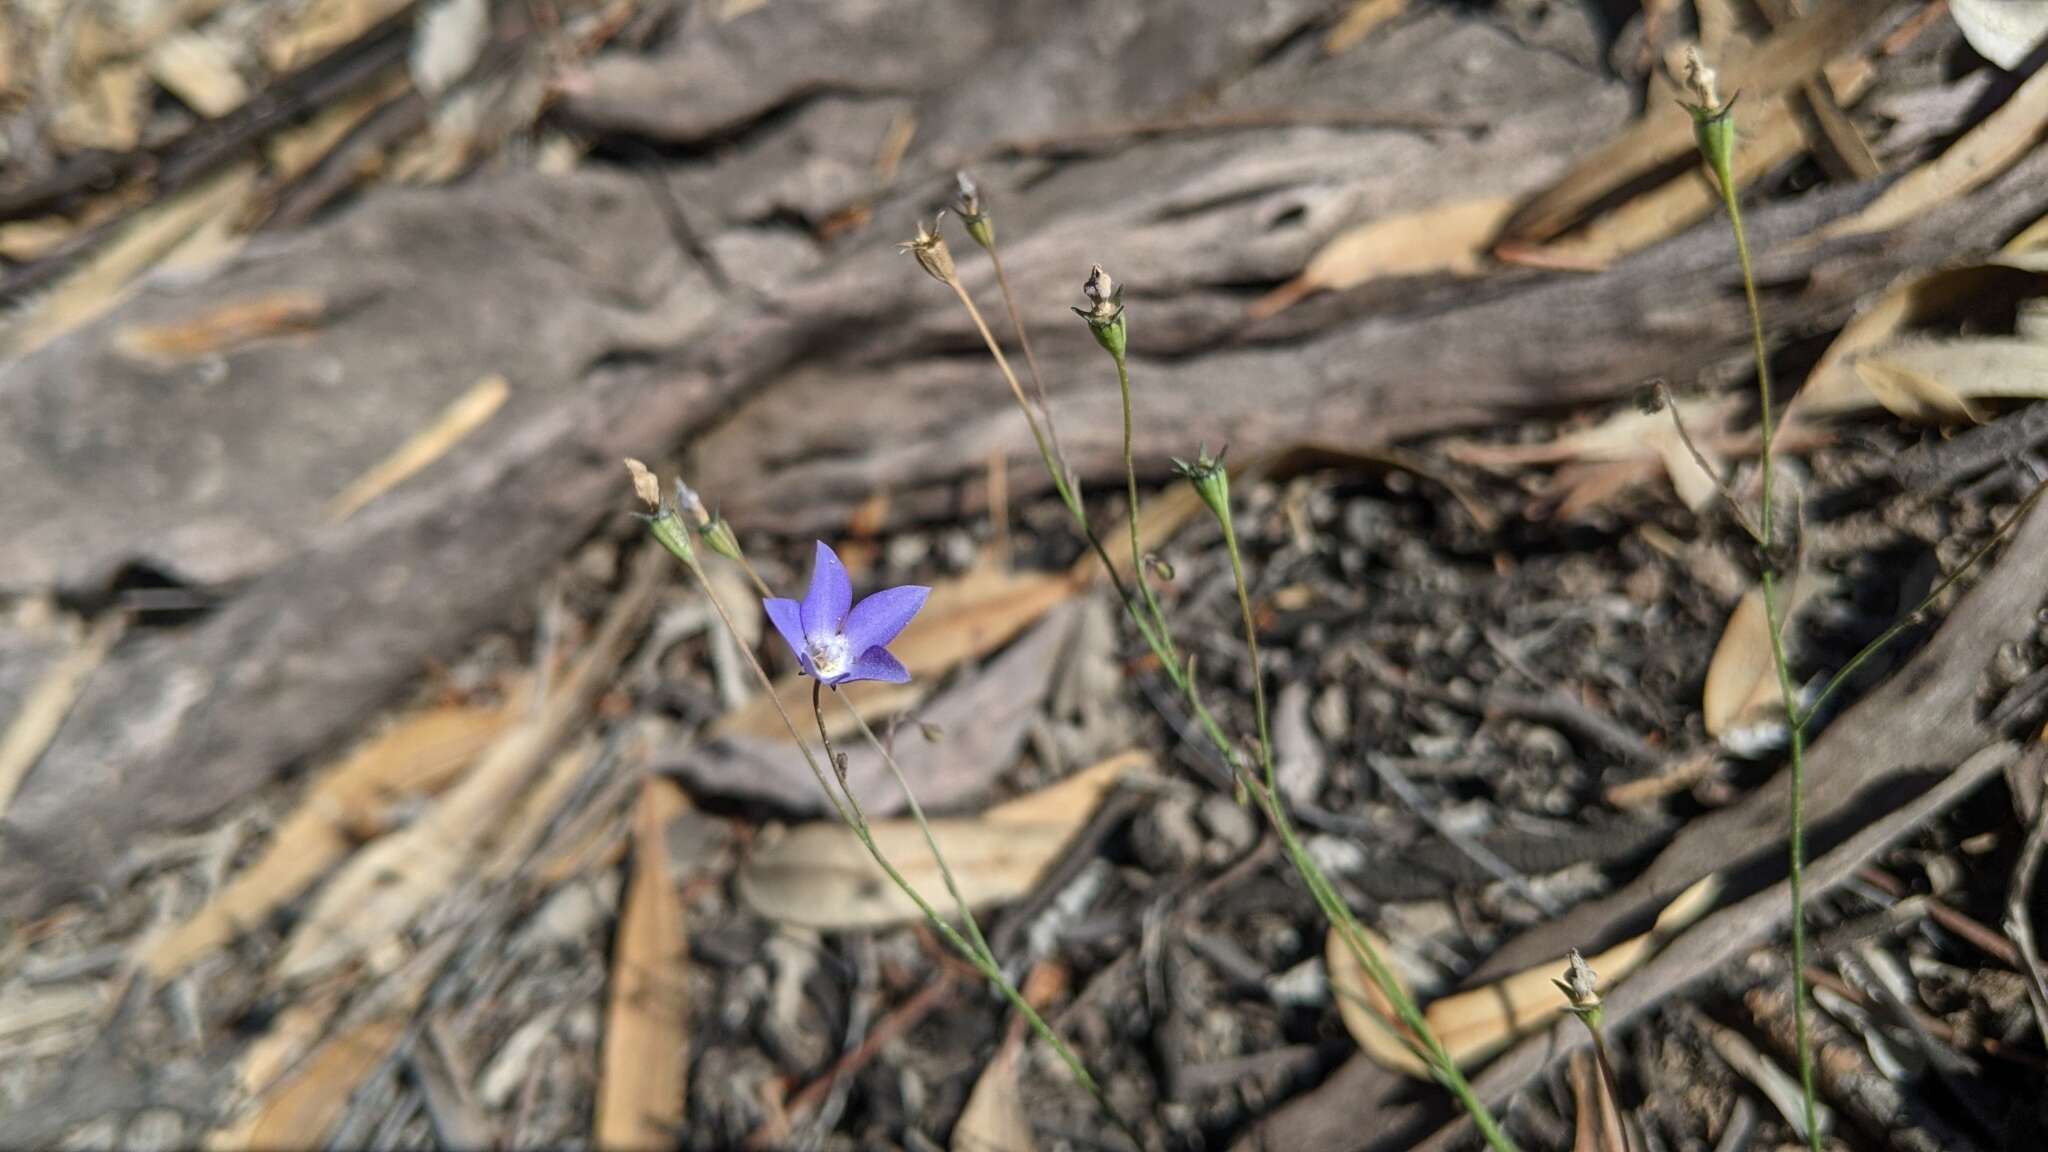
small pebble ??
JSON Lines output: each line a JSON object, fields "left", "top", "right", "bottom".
{"left": 1197, "top": 793, "right": 1257, "bottom": 861}
{"left": 1133, "top": 795, "right": 1203, "bottom": 873}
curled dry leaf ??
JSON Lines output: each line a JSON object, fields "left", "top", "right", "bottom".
{"left": 1703, "top": 549, "right": 1828, "bottom": 741}
{"left": 1331, "top": 874, "right": 1721, "bottom": 1077}
{"left": 1250, "top": 197, "right": 1514, "bottom": 319}
{"left": 737, "top": 751, "right": 1146, "bottom": 930}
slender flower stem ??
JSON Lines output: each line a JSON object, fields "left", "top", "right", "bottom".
{"left": 1207, "top": 508, "right": 1517, "bottom": 1151}
{"left": 931, "top": 253, "right": 1518, "bottom": 1149}
{"left": 1218, "top": 506, "right": 1276, "bottom": 795}
{"left": 832, "top": 689, "right": 1000, "bottom": 971}
{"left": 1706, "top": 107, "right": 1822, "bottom": 1152}
{"left": 1110, "top": 351, "right": 1176, "bottom": 664}
{"left": 943, "top": 273, "right": 1149, "bottom": 624}
{"left": 810, "top": 685, "right": 1140, "bottom": 1148}
{"left": 985, "top": 240, "right": 1070, "bottom": 474}
{"left": 654, "top": 533, "right": 1132, "bottom": 1146}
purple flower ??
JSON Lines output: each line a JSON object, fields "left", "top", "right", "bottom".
{"left": 764, "top": 542, "right": 930, "bottom": 685}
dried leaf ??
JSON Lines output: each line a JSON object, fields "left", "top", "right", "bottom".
{"left": 0, "top": 612, "right": 124, "bottom": 818}
{"left": 1252, "top": 197, "right": 1513, "bottom": 318}
{"left": 1703, "top": 559, "right": 1826, "bottom": 740}
{"left": 115, "top": 291, "right": 329, "bottom": 365}
{"left": 1855, "top": 338, "right": 2048, "bottom": 423}
{"left": 324, "top": 374, "right": 511, "bottom": 522}
{"left": 268, "top": 72, "right": 412, "bottom": 181}
{"left": 1703, "top": 587, "right": 1778, "bottom": 738}
{"left": 736, "top": 752, "right": 1144, "bottom": 930}
{"left": 596, "top": 778, "right": 690, "bottom": 1151}
{"left": 3, "top": 163, "right": 258, "bottom": 359}
{"left": 952, "top": 1045, "right": 1035, "bottom": 1152}
{"left": 1569, "top": 1050, "right": 1628, "bottom": 1152}
{"left": 147, "top": 31, "right": 251, "bottom": 118}
{"left": 210, "top": 936, "right": 457, "bottom": 1150}
{"left": 276, "top": 551, "right": 661, "bottom": 982}
{"left": 139, "top": 703, "right": 513, "bottom": 980}
{"left": 265, "top": 0, "right": 415, "bottom": 72}
{"left": 1324, "top": 0, "right": 1409, "bottom": 54}
{"left": 53, "top": 58, "right": 146, "bottom": 152}
{"left": 0, "top": 217, "right": 79, "bottom": 262}
{"left": 1950, "top": 0, "right": 2048, "bottom": 71}
{"left": 1826, "top": 54, "right": 2048, "bottom": 239}
{"left": 1449, "top": 396, "right": 1740, "bottom": 515}
{"left": 1502, "top": 0, "right": 1893, "bottom": 243}
{"left": 1331, "top": 875, "right": 1721, "bottom": 1077}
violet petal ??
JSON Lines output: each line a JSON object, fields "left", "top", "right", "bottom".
{"left": 845, "top": 647, "right": 911, "bottom": 684}
{"left": 800, "top": 541, "right": 852, "bottom": 637}
{"left": 763, "top": 597, "right": 814, "bottom": 675}
{"left": 841, "top": 585, "right": 930, "bottom": 655}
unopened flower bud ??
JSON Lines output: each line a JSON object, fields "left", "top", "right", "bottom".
{"left": 702, "top": 516, "right": 744, "bottom": 563}
{"left": 673, "top": 478, "right": 709, "bottom": 526}
{"left": 1172, "top": 446, "right": 1232, "bottom": 529}
{"left": 900, "top": 216, "right": 957, "bottom": 285}
{"left": 953, "top": 171, "right": 994, "bottom": 250}
{"left": 1072, "top": 264, "right": 1127, "bottom": 359}
{"left": 647, "top": 506, "right": 695, "bottom": 565}
{"left": 1145, "top": 553, "right": 1175, "bottom": 583}
{"left": 1678, "top": 47, "right": 1735, "bottom": 180}
{"left": 1553, "top": 949, "right": 1603, "bottom": 1024}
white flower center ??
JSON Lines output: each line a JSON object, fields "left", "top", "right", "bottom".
{"left": 808, "top": 632, "right": 851, "bottom": 680}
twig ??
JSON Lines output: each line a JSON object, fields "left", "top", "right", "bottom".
{"left": 2005, "top": 770, "right": 2048, "bottom": 1043}
{"left": 1364, "top": 754, "right": 1560, "bottom": 915}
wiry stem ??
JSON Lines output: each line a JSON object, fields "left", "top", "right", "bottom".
{"left": 927, "top": 228, "right": 1517, "bottom": 1149}
{"left": 1111, "top": 351, "right": 1176, "bottom": 664}
{"left": 985, "top": 241, "right": 1070, "bottom": 475}
{"left": 1703, "top": 101, "right": 1822, "bottom": 1152}
{"left": 945, "top": 273, "right": 1147, "bottom": 622}
{"left": 1209, "top": 497, "right": 1517, "bottom": 1152}
{"left": 653, "top": 530, "right": 1132, "bottom": 1146}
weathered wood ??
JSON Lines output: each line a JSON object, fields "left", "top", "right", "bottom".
{"left": 0, "top": 0, "right": 2040, "bottom": 931}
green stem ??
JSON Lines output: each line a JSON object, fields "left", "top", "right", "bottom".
{"left": 985, "top": 240, "right": 1070, "bottom": 476}
{"left": 1712, "top": 130, "right": 1822, "bottom": 1152}
{"left": 813, "top": 686, "right": 1140, "bottom": 1148}
{"left": 942, "top": 248, "right": 1515, "bottom": 1147}
{"left": 834, "top": 689, "right": 1000, "bottom": 975}
{"left": 664, "top": 540, "right": 1133, "bottom": 1146}
{"left": 1202, "top": 531, "right": 1517, "bottom": 1152}
{"left": 1218, "top": 509, "right": 1276, "bottom": 796}
{"left": 1111, "top": 350, "right": 1176, "bottom": 663}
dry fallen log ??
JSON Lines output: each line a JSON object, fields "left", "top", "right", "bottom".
{"left": 3, "top": 0, "right": 2045, "bottom": 930}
